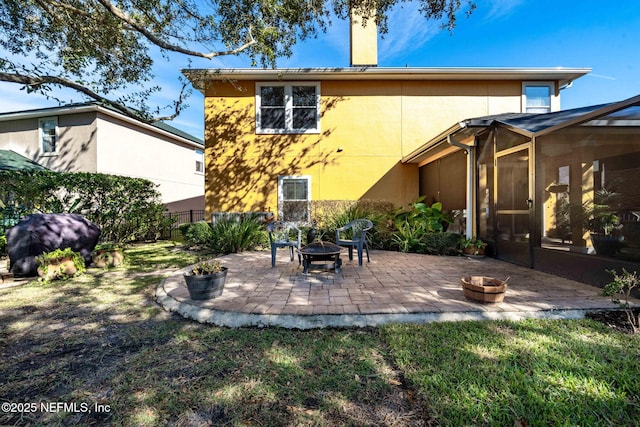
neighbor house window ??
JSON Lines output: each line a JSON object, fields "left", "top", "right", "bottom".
{"left": 522, "top": 83, "right": 554, "bottom": 113}
{"left": 39, "top": 117, "right": 58, "bottom": 154}
{"left": 278, "top": 176, "right": 311, "bottom": 222}
{"left": 256, "top": 83, "right": 320, "bottom": 134}
{"left": 194, "top": 149, "right": 204, "bottom": 174}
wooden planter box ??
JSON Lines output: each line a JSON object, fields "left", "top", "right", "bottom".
{"left": 461, "top": 276, "right": 507, "bottom": 303}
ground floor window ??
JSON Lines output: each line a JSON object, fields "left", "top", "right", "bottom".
{"left": 278, "top": 176, "right": 311, "bottom": 222}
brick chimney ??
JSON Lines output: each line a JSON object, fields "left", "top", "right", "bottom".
{"left": 350, "top": 9, "right": 378, "bottom": 67}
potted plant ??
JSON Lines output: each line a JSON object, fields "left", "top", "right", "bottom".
{"left": 461, "top": 276, "right": 508, "bottom": 303}
{"left": 92, "top": 242, "right": 125, "bottom": 268}
{"left": 36, "top": 247, "right": 85, "bottom": 281}
{"left": 460, "top": 237, "right": 487, "bottom": 257}
{"left": 583, "top": 188, "right": 624, "bottom": 256}
{"left": 183, "top": 259, "right": 227, "bottom": 300}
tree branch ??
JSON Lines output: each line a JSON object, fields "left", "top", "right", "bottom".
{"left": 95, "top": 0, "right": 257, "bottom": 59}
{"left": 34, "top": 0, "right": 94, "bottom": 21}
{"left": 153, "top": 81, "right": 190, "bottom": 122}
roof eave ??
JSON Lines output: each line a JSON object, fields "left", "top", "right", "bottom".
{"left": 183, "top": 67, "right": 591, "bottom": 93}
{"left": 0, "top": 104, "right": 101, "bottom": 121}
{"left": 402, "top": 122, "right": 464, "bottom": 164}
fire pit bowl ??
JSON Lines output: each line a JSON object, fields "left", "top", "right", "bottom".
{"left": 298, "top": 241, "right": 342, "bottom": 274}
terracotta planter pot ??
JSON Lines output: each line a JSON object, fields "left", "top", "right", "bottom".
{"left": 93, "top": 249, "right": 125, "bottom": 268}
{"left": 463, "top": 248, "right": 486, "bottom": 259}
{"left": 461, "top": 276, "right": 507, "bottom": 303}
{"left": 184, "top": 267, "right": 228, "bottom": 300}
{"left": 37, "top": 257, "right": 77, "bottom": 281}
{"left": 463, "top": 246, "right": 486, "bottom": 257}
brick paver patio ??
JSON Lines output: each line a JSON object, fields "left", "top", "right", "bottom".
{"left": 156, "top": 249, "right": 639, "bottom": 328}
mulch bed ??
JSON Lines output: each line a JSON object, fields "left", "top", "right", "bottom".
{"left": 586, "top": 307, "right": 640, "bottom": 334}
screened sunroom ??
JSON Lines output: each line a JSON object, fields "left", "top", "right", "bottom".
{"left": 406, "top": 94, "right": 640, "bottom": 287}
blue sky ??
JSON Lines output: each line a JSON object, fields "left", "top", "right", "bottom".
{"left": 0, "top": 0, "right": 638, "bottom": 139}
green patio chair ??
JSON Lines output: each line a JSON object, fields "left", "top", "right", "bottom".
{"left": 336, "top": 219, "right": 373, "bottom": 266}
{"left": 267, "top": 221, "right": 301, "bottom": 268}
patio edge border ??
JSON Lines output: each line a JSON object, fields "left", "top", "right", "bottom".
{"left": 155, "top": 276, "right": 592, "bottom": 329}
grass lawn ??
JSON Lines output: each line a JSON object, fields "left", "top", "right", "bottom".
{"left": 1, "top": 241, "right": 639, "bottom": 426}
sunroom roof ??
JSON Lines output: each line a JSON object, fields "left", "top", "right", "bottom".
{"left": 403, "top": 94, "right": 640, "bottom": 164}
{"left": 462, "top": 94, "right": 640, "bottom": 137}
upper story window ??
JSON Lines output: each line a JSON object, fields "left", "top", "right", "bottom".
{"left": 194, "top": 149, "right": 204, "bottom": 174}
{"left": 522, "top": 83, "right": 555, "bottom": 113}
{"left": 256, "top": 82, "right": 320, "bottom": 134}
{"left": 39, "top": 117, "right": 58, "bottom": 154}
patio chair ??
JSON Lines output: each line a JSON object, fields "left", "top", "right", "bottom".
{"left": 336, "top": 219, "right": 373, "bottom": 266}
{"left": 267, "top": 221, "right": 302, "bottom": 268}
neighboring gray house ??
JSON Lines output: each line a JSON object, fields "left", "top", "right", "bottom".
{"left": 0, "top": 102, "right": 204, "bottom": 211}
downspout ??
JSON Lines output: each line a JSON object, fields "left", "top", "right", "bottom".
{"left": 447, "top": 124, "right": 476, "bottom": 238}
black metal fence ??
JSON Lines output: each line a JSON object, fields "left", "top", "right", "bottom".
{"left": 0, "top": 209, "right": 26, "bottom": 234}
{"left": 161, "top": 209, "right": 206, "bottom": 239}
{"left": 3, "top": 209, "right": 272, "bottom": 241}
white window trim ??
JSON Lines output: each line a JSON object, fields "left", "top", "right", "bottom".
{"left": 522, "top": 82, "right": 559, "bottom": 113}
{"left": 277, "top": 175, "right": 312, "bottom": 223}
{"left": 256, "top": 82, "right": 321, "bottom": 134}
{"left": 194, "top": 149, "right": 204, "bottom": 175}
{"left": 38, "top": 116, "right": 58, "bottom": 156}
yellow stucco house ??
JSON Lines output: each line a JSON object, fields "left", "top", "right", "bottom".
{"left": 183, "top": 18, "right": 589, "bottom": 226}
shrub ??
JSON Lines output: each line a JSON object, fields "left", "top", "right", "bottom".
{"left": 603, "top": 269, "right": 640, "bottom": 333}
{"left": 392, "top": 220, "right": 427, "bottom": 253}
{"left": 422, "top": 232, "right": 463, "bottom": 255}
{"left": 391, "top": 226, "right": 461, "bottom": 255}
{"left": 0, "top": 234, "right": 6, "bottom": 256}
{"left": 209, "top": 215, "right": 266, "bottom": 254}
{"left": 0, "top": 170, "right": 167, "bottom": 243}
{"left": 391, "top": 198, "right": 457, "bottom": 254}
{"left": 180, "top": 221, "right": 214, "bottom": 247}
{"left": 393, "top": 198, "right": 453, "bottom": 234}
{"left": 313, "top": 200, "right": 394, "bottom": 249}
